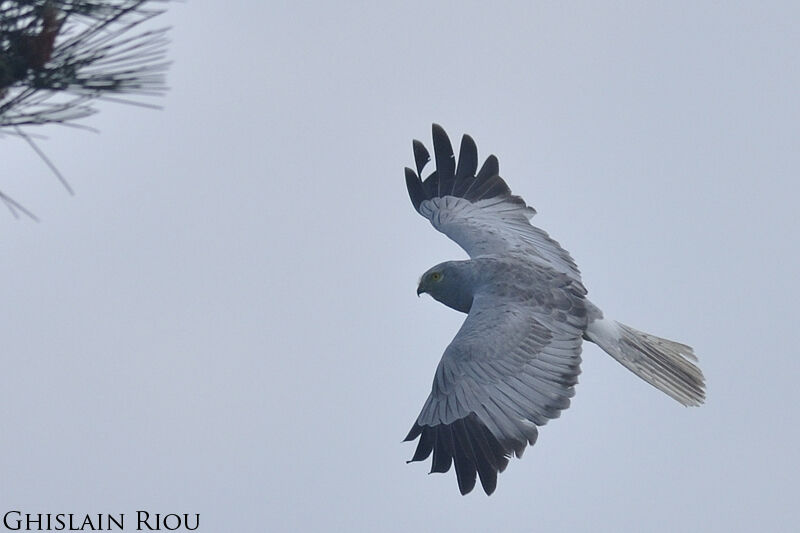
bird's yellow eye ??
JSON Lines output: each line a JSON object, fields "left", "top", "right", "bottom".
{"left": 431, "top": 272, "right": 442, "bottom": 281}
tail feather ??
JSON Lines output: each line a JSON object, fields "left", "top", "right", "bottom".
{"left": 585, "top": 317, "right": 705, "bottom": 406}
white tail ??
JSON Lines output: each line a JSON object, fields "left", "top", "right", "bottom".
{"left": 584, "top": 317, "right": 705, "bottom": 406}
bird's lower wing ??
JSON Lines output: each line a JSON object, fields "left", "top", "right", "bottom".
{"left": 405, "top": 288, "right": 587, "bottom": 495}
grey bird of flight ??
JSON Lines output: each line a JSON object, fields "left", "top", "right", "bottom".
{"left": 403, "top": 125, "right": 705, "bottom": 496}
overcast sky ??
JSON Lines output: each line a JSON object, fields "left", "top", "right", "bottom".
{"left": 2, "top": 1, "right": 799, "bottom": 531}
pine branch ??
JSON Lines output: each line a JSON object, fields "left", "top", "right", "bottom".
{"left": 1, "top": 0, "right": 172, "bottom": 219}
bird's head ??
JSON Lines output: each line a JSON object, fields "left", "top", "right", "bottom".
{"left": 417, "top": 261, "right": 475, "bottom": 313}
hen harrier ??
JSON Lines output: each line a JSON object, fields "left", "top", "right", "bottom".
{"left": 403, "top": 124, "right": 705, "bottom": 495}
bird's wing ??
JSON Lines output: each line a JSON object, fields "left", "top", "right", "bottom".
{"left": 404, "top": 276, "right": 587, "bottom": 495}
{"left": 405, "top": 124, "right": 580, "bottom": 282}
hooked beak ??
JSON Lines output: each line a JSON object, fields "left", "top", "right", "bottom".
{"left": 416, "top": 282, "right": 426, "bottom": 297}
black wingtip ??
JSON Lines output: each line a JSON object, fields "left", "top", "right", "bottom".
{"left": 404, "top": 422, "right": 422, "bottom": 442}
{"left": 430, "top": 426, "right": 454, "bottom": 474}
{"left": 431, "top": 124, "right": 456, "bottom": 196}
{"left": 406, "top": 126, "right": 524, "bottom": 213}
{"left": 455, "top": 135, "right": 478, "bottom": 180}
{"left": 404, "top": 413, "right": 515, "bottom": 496}
{"left": 412, "top": 140, "right": 430, "bottom": 177}
{"left": 475, "top": 154, "right": 499, "bottom": 182}
{"left": 451, "top": 419, "right": 478, "bottom": 495}
{"left": 405, "top": 167, "right": 426, "bottom": 212}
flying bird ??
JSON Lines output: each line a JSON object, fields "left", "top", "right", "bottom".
{"left": 403, "top": 124, "right": 705, "bottom": 496}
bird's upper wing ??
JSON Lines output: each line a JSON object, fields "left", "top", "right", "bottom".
{"left": 404, "top": 270, "right": 588, "bottom": 495}
{"left": 405, "top": 124, "right": 581, "bottom": 283}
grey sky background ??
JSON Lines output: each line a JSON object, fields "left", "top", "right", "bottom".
{"left": 2, "top": 1, "right": 799, "bottom": 531}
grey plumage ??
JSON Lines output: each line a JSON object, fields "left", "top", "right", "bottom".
{"left": 404, "top": 125, "right": 705, "bottom": 496}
